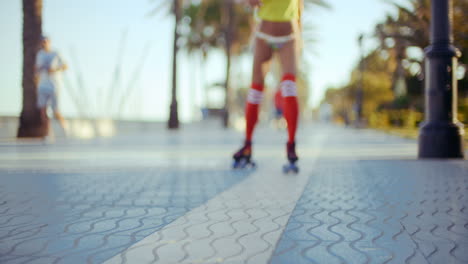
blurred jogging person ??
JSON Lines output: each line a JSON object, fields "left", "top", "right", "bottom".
{"left": 36, "top": 36, "right": 68, "bottom": 133}
{"left": 233, "top": 0, "right": 301, "bottom": 169}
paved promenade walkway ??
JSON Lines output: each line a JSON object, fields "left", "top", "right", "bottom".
{"left": 0, "top": 122, "right": 467, "bottom": 264}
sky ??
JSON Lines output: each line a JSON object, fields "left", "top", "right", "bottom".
{"left": 0, "top": 0, "right": 404, "bottom": 122}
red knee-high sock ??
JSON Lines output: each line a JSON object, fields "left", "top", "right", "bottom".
{"left": 245, "top": 83, "right": 264, "bottom": 142}
{"left": 281, "top": 74, "right": 299, "bottom": 144}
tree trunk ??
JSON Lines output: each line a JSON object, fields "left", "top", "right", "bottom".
{"left": 168, "top": 0, "right": 180, "bottom": 129}
{"left": 222, "top": 0, "right": 235, "bottom": 128}
{"left": 17, "top": 0, "right": 48, "bottom": 138}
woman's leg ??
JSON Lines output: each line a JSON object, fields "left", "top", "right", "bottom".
{"left": 278, "top": 38, "right": 299, "bottom": 145}
{"left": 244, "top": 35, "right": 273, "bottom": 143}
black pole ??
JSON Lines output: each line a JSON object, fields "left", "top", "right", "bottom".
{"left": 418, "top": 0, "right": 465, "bottom": 158}
{"left": 356, "top": 34, "right": 364, "bottom": 127}
{"left": 168, "top": 0, "right": 180, "bottom": 129}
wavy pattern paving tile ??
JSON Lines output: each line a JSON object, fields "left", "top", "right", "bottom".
{"left": 0, "top": 168, "right": 250, "bottom": 264}
{"left": 271, "top": 159, "right": 468, "bottom": 264}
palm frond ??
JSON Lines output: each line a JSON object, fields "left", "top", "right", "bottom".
{"left": 146, "top": 0, "right": 171, "bottom": 17}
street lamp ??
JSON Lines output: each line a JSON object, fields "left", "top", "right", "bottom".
{"left": 418, "top": 0, "right": 465, "bottom": 158}
{"left": 356, "top": 34, "right": 365, "bottom": 127}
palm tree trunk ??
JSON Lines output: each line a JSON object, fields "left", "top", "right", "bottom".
{"left": 222, "top": 0, "right": 235, "bottom": 128}
{"left": 17, "top": 0, "right": 48, "bottom": 138}
{"left": 168, "top": 0, "right": 180, "bottom": 129}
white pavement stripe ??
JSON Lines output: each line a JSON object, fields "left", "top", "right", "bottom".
{"left": 104, "top": 132, "right": 328, "bottom": 264}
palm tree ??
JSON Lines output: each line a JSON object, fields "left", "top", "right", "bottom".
{"left": 222, "top": 0, "right": 235, "bottom": 128}
{"left": 168, "top": 0, "right": 181, "bottom": 129}
{"left": 149, "top": 0, "right": 183, "bottom": 129}
{"left": 375, "top": 0, "right": 467, "bottom": 97}
{"left": 183, "top": 0, "right": 253, "bottom": 127}
{"left": 454, "top": 0, "right": 468, "bottom": 50}
{"left": 183, "top": 0, "right": 220, "bottom": 117}
{"left": 17, "top": 0, "right": 48, "bottom": 138}
{"left": 374, "top": 0, "right": 430, "bottom": 97}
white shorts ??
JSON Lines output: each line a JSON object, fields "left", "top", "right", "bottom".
{"left": 37, "top": 89, "right": 58, "bottom": 111}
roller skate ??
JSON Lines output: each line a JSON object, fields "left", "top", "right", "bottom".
{"left": 232, "top": 141, "right": 256, "bottom": 169}
{"left": 283, "top": 141, "right": 299, "bottom": 174}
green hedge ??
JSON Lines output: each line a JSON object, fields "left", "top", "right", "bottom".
{"left": 368, "top": 109, "right": 423, "bottom": 129}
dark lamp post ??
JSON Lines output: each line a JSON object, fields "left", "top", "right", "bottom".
{"left": 418, "top": 0, "right": 465, "bottom": 158}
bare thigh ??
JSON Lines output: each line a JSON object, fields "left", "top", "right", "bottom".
{"left": 278, "top": 39, "right": 297, "bottom": 76}
{"left": 252, "top": 37, "right": 274, "bottom": 85}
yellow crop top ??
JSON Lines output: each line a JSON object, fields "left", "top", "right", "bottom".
{"left": 257, "top": 0, "right": 299, "bottom": 22}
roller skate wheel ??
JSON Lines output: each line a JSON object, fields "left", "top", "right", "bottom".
{"left": 233, "top": 159, "right": 256, "bottom": 170}
{"left": 283, "top": 163, "right": 299, "bottom": 174}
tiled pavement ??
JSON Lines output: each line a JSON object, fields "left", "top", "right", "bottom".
{"left": 0, "top": 122, "right": 467, "bottom": 264}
